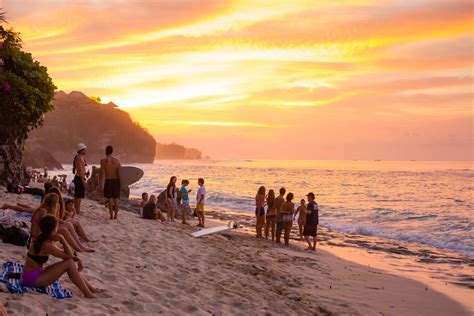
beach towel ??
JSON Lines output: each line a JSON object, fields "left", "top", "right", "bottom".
{"left": 0, "top": 262, "right": 72, "bottom": 299}
{"left": 13, "top": 213, "right": 32, "bottom": 220}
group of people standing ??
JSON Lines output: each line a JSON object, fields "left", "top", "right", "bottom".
{"left": 139, "top": 177, "right": 207, "bottom": 227}
{"left": 255, "top": 187, "right": 319, "bottom": 251}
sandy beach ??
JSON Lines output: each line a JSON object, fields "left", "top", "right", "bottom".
{"left": 0, "top": 189, "right": 472, "bottom": 315}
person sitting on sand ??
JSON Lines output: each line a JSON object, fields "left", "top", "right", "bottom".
{"left": 255, "top": 186, "right": 266, "bottom": 238}
{"left": 276, "top": 193, "right": 295, "bottom": 246}
{"left": 31, "top": 193, "right": 93, "bottom": 253}
{"left": 264, "top": 189, "right": 276, "bottom": 241}
{"left": 47, "top": 187, "right": 95, "bottom": 251}
{"left": 303, "top": 192, "right": 319, "bottom": 251}
{"left": 100, "top": 145, "right": 121, "bottom": 220}
{"left": 142, "top": 195, "right": 166, "bottom": 221}
{"left": 274, "top": 187, "right": 286, "bottom": 243}
{"left": 21, "top": 215, "right": 99, "bottom": 298}
{"left": 179, "top": 179, "right": 192, "bottom": 225}
{"left": 73, "top": 143, "right": 88, "bottom": 215}
{"left": 63, "top": 198, "right": 97, "bottom": 243}
{"left": 166, "top": 176, "right": 178, "bottom": 222}
{"left": 196, "top": 178, "right": 206, "bottom": 228}
{"left": 139, "top": 192, "right": 148, "bottom": 217}
{"left": 294, "top": 199, "right": 307, "bottom": 241}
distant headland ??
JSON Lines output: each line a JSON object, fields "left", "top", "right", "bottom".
{"left": 24, "top": 91, "right": 205, "bottom": 169}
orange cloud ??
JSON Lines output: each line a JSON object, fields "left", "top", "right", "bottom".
{"left": 3, "top": 0, "right": 473, "bottom": 159}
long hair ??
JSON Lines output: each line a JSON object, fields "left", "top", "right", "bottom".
{"left": 267, "top": 189, "right": 275, "bottom": 208}
{"left": 167, "top": 176, "right": 177, "bottom": 196}
{"left": 46, "top": 187, "right": 65, "bottom": 219}
{"left": 39, "top": 193, "right": 59, "bottom": 215}
{"left": 34, "top": 215, "right": 57, "bottom": 254}
{"left": 257, "top": 186, "right": 266, "bottom": 196}
{"left": 168, "top": 176, "right": 177, "bottom": 186}
{"left": 286, "top": 192, "right": 294, "bottom": 202}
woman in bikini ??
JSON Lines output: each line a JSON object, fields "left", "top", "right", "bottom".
{"left": 166, "top": 176, "right": 178, "bottom": 222}
{"left": 255, "top": 186, "right": 266, "bottom": 238}
{"left": 264, "top": 189, "right": 276, "bottom": 241}
{"left": 47, "top": 187, "right": 95, "bottom": 250}
{"left": 31, "top": 193, "right": 93, "bottom": 253}
{"left": 21, "top": 215, "right": 99, "bottom": 298}
{"left": 279, "top": 193, "right": 295, "bottom": 246}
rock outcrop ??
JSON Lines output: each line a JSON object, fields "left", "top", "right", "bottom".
{"left": 23, "top": 148, "right": 63, "bottom": 170}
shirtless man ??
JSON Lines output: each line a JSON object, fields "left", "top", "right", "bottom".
{"left": 100, "top": 145, "right": 121, "bottom": 220}
{"left": 73, "top": 143, "right": 88, "bottom": 215}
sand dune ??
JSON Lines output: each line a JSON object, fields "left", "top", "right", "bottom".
{"left": 0, "top": 189, "right": 471, "bottom": 315}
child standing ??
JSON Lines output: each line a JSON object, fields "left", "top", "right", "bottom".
{"left": 196, "top": 178, "right": 206, "bottom": 227}
{"left": 180, "top": 180, "right": 192, "bottom": 225}
{"left": 294, "top": 199, "right": 307, "bottom": 240}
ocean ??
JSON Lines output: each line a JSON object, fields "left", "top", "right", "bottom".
{"left": 126, "top": 160, "right": 473, "bottom": 258}
{"left": 55, "top": 160, "right": 474, "bottom": 258}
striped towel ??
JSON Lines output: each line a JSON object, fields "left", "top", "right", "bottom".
{"left": 14, "top": 213, "right": 32, "bottom": 219}
{"left": 0, "top": 262, "right": 72, "bottom": 299}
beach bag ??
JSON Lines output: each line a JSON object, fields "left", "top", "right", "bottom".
{"left": 6, "top": 184, "right": 24, "bottom": 194}
{"left": 2, "top": 226, "right": 29, "bottom": 247}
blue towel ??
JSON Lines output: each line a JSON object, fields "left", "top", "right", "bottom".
{"left": 0, "top": 262, "right": 73, "bottom": 299}
{"left": 14, "top": 213, "right": 32, "bottom": 219}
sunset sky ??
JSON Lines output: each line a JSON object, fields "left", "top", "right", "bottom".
{"left": 2, "top": 0, "right": 473, "bottom": 160}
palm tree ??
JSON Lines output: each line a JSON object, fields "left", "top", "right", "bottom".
{"left": 0, "top": 10, "right": 6, "bottom": 23}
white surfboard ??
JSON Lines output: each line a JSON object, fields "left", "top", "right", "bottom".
{"left": 118, "top": 166, "right": 144, "bottom": 188}
{"left": 192, "top": 221, "right": 240, "bottom": 238}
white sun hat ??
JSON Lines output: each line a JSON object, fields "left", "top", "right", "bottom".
{"left": 77, "top": 143, "right": 87, "bottom": 152}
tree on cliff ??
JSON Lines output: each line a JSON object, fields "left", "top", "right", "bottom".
{"left": 0, "top": 17, "right": 56, "bottom": 186}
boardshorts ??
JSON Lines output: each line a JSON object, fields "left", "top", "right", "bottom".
{"left": 104, "top": 179, "right": 120, "bottom": 199}
{"left": 73, "top": 176, "right": 85, "bottom": 198}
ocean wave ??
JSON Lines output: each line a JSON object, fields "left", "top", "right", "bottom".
{"left": 324, "top": 222, "right": 473, "bottom": 258}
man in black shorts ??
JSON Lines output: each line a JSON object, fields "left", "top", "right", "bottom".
{"left": 73, "top": 143, "right": 87, "bottom": 215}
{"left": 99, "top": 145, "right": 121, "bottom": 220}
{"left": 303, "top": 192, "right": 319, "bottom": 251}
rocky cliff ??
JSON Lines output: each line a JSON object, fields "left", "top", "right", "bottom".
{"left": 155, "top": 142, "right": 203, "bottom": 160}
{"left": 26, "top": 91, "right": 156, "bottom": 164}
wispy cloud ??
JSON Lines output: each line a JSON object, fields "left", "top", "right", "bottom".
{"left": 4, "top": 0, "right": 473, "bottom": 159}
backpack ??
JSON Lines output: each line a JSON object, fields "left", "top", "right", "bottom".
{"left": 2, "top": 226, "right": 29, "bottom": 247}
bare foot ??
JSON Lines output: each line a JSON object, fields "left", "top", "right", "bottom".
{"left": 85, "top": 293, "right": 96, "bottom": 299}
{"left": 91, "top": 288, "right": 106, "bottom": 294}
{"left": 83, "top": 247, "right": 95, "bottom": 253}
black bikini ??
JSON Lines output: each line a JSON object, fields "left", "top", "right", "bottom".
{"left": 27, "top": 253, "right": 49, "bottom": 265}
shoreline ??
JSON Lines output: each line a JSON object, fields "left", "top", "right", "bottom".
{"left": 1, "top": 189, "right": 472, "bottom": 315}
